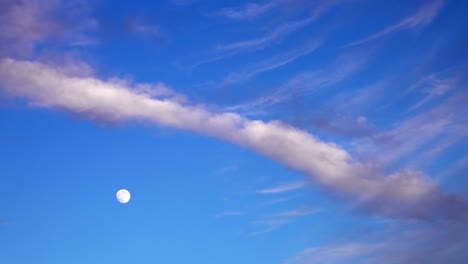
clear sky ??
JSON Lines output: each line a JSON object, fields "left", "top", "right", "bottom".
{"left": 0, "top": 0, "right": 467, "bottom": 263}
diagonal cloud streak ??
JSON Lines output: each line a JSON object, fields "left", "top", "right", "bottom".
{"left": 346, "top": 0, "right": 445, "bottom": 47}
{"left": 0, "top": 58, "right": 467, "bottom": 220}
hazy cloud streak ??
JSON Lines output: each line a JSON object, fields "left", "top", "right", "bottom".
{"left": 346, "top": 0, "right": 445, "bottom": 47}
{"left": 216, "top": 0, "right": 338, "bottom": 53}
{"left": 257, "top": 181, "right": 308, "bottom": 194}
{"left": 214, "top": 1, "right": 278, "bottom": 20}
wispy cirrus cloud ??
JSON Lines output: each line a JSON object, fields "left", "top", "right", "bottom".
{"left": 285, "top": 221, "right": 468, "bottom": 264}
{"left": 217, "top": 18, "right": 310, "bottom": 52}
{"left": 285, "top": 243, "right": 383, "bottom": 264}
{"left": 220, "top": 40, "right": 320, "bottom": 85}
{"left": 180, "top": 0, "right": 341, "bottom": 69}
{"left": 257, "top": 181, "right": 309, "bottom": 194}
{"left": 346, "top": 0, "right": 445, "bottom": 47}
{"left": 405, "top": 72, "right": 458, "bottom": 112}
{"left": 227, "top": 52, "right": 368, "bottom": 112}
{"left": 216, "top": 0, "right": 340, "bottom": 53}
{"left": 271, "top": 207, "right": 320, "bottom": 217}
{"left": 1, "top": 58, "right": 467, "bottom": 220}
{"left": 354, "top": 89, "right": 468, "bottom": 168}
{"left": 250, "top": 206, "right": 320, "bottom": 235}
{"left": 213, "top": 1, "right": 278, "bottom": 20}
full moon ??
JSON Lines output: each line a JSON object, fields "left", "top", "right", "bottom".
{"left": 116, "top": 189, "right": 131, "bottom": 204}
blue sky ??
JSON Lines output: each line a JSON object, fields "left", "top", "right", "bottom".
{"left": 0, "top": 0, "right": 467, "bottom": 263}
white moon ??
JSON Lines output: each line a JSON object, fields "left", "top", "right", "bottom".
{"left": 116, "top": 189, "right": 131, "bottom": 204}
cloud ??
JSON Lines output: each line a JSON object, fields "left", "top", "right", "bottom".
{"left": 285, "top": 243, "right": 383, "bottom": 264}
{"left": 258, "top": 195, "right": 299, "bottom": 207}
{"left": 285, "top": 221, "right": 468, "bottom": 264}
{"left": 406, "top": 73, "right": 458, "bottom": 112}
{"left": 346, "top": 0, "right": 445, "bottom": 47}
{"left": 0, "top": 0, "right": 60, "bottom": 57}
{"left": 355, "top": 90, "right": 468, "bottom": 168}
{"left": 181, "top": 0, "right": 341, "bottom": 69}
{"left": 220, "top": 40, "right": 320, "bottom": 85}
{"left": 0, "top": 58, "right": 467, "bottom": 220}
{"left": 257, "top": 181, "right": 308, "bottom": 194}
{"left": 214, "top": 1, "right": 278, "bottom": 20}
{"left": 310, "top": 115, "right": 378, "bottom": 139}
{"left": 216, "top": 18, "right": 306, "bottom": 53}
{"left": 271, "top": 207, "right": 320, "bottom": 217}
{"left": 250, "top": 206, "right": 319, "bottom": 235}
{"left": 216, "top": 0, "right": 338, "bottom": 53}
{"left": 227, "top": 52, "right": 368, "bottom": 112}
{"left": 0, "top": 0, "right": 97, "bottom": 58}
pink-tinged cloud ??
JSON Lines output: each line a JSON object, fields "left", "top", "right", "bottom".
{"left": 0, "top": 58, "right": 467, "bottom": 220}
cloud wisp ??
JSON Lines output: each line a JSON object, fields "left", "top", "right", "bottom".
{"left": 0, "top": 0, "right": 96, "bottom": 58}
{"left": 285, "top": 221, "right": 468, "bottom": 264}
{"left": 227, "top": 52, "right": 368, "bottom": 112}
{"left": 257, "top": 181, "right": 309, "bottom": 194}
{"left": 220, "top": 40, "right": 320, "bottom": 85}
{"left": 0, "top": 58, "right": 467, "bottom": 220}
{"left": 346, "top": 0, "right": 445, "bottom": 47}
{"left": 215, "top": 0, "right": 339, "bottom": 54}
{"left": 354, "top": 90, "right": 468, "bottom": 168}
{"left": 182, "top": 0, "right": 340, "bottom": 69}
{"left": 250, "top": 206, "right": 319, "bottom": 235}
{"left": 213, "top": 1, "right": 278, "bottom": 20}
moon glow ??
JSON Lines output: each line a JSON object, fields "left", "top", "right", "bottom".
{"left": 116, "top": 189, "right": 131, "bottom": 204}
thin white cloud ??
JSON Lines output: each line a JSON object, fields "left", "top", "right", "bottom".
{"left": 355, "top": 91, "right": 468, "bottom": 167}
{"left": 227, "top": 52, "right": 368, "bottom": 112}
{"left": 217, "top": 17, "right": 311, "bottom": 52}
{"left": 220, "top": 40, "right": 320, "bottom": 85}
{"left": 406, "top": 74, "right": 458, "bottom": 112}
{"left": 214, "top": 1, "right": 278, "bottom": 20}
{"left": 216, "top": 0, "right": 339, "bottom": 53}
{"left": 181, "top": 0, "right": 340, "bottom": 69}
{"left": 285, "top": 221, "right": 468, "bottom": 264}
{"left": 257, "top": 195, "right": 298, "bottom": 207}
{"left": 271, "top": 207, "right": 320, "bottom": 217}
{"left": 0, "top": 58, "right": 466, "bottom": 220}
{"left": 346, "top": 0, "right": 445, "bottom": 47}
{"left": 249, "top": 206, "right": 319, "bottom": 235}
{"left": 257, "top": 181, "right": 308, "bottom": 194}
{"left": 285, "top": 243, "right": 383, "bottom": 264}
